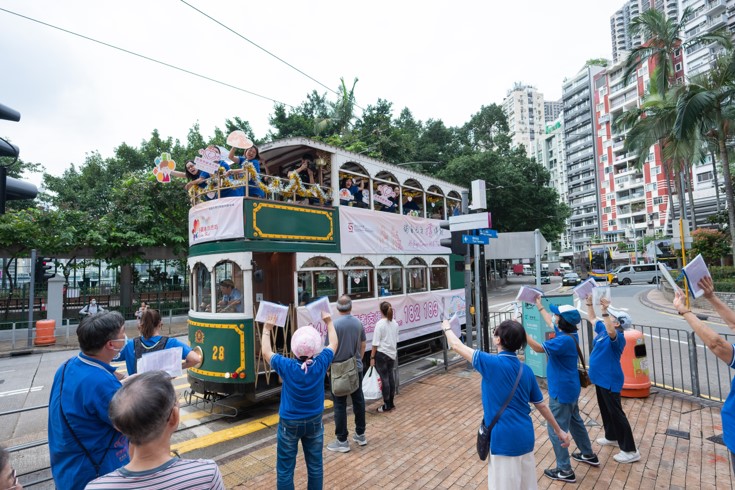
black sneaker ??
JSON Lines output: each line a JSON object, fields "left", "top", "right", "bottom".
{"left": 543, "top": 468, "right": 576, "bottom": 483}
{"left": 571, "top": 451, "right": 600, "bottom": 467}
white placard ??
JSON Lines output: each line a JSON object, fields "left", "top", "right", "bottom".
{"left": 138, "top": 347, "right": 182, "bottom": 378}
{"left": 448, "top": 313, "right": 461, "bottom": 337}
{"left": 573, "top": 278, "right": 597, "bottom": 300}
{"left": 516, "top": 286, "right": 543, "bottom": 304}
{"left": 305, "top": 296, "right": 331, "bottom": 325}
{"left": 592, "top": 285, "right": 612, "bottom": 304}
{"left": 255, "top": 301, "right": 289, "bottom": 327}
{"left": 682, "top": 254, "right": 711, "bottom": 299}
{"left": 657, "top": 262, "right": 681, "bottom": 292}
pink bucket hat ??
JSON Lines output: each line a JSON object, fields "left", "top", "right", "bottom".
{"left": 291, "top": 325, "right": 323, "bottom": 359}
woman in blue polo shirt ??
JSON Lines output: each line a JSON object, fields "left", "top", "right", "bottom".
{"left": 586, "top": 296, "right": 640, "bottom": 464}
{"left": 443, "top": 319, "right": 570, "bottom": 489}
{"left": 526, "top": 298, "right": 598, "bottom": 484}
{"left": 115, "top": 309, "right": 201, "bottom": 376}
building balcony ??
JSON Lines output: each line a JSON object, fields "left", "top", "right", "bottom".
{"left": 707, "top": 0, "right": 727, "bottom": 15}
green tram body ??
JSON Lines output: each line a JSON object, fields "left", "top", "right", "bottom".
{"left": 186, "top": 138, "right": 466, "bottom": 402}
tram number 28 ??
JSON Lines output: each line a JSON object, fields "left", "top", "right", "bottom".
{"left": 212, "top": 345, "right": 225, "bottom": 361}
{"left": 403, "top": 301, "right": 440, "bottom": 323}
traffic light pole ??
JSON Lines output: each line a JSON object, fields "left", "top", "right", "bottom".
{"left": 28, "top": 248, "right": 36, "bottom": 347}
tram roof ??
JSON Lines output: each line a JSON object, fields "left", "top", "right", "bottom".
{"left": 260, "top": 137, "right": 466, "bottom": 195}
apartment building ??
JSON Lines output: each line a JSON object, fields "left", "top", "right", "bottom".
{"left": 501, "top": 83, "right": 546, "bottom": 158}
{"left": 544, "top": 100, "right": 563, "bottom": 123}
{"left": 562, "top": 64, "right": 606, "bottom": 253}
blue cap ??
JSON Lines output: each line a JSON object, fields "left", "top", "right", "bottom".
{"left": 549, "top": 304, "right": 581, "bottom": 326}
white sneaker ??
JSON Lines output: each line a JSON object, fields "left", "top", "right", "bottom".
{"left": 596, "top": 437, "right": 618, "bottom": 446}
{"left": 613, "top": 450, "right": 641, "bottom": 463}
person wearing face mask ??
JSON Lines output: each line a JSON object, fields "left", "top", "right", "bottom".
{"left": 297, "top": 282, "right": 310, "bottom": 306}
{"left": 48, "top": 311, "right": 130, "bottom": 490}
{"left": 79, "top": 298, "right": 105, "bottom": 318}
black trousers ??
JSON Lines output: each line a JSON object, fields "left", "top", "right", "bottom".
{"left": 375, "top": 351, "right": 396, "bottom": 408}
{"left": 595, "top": 385, "right": 637, "bottom": 452}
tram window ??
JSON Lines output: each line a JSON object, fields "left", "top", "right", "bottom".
{"left": 373, "top": 182, "right": 399, "bottom": 213}
{"left": 193, "top": 264, "right": 212, "bottom": 313}
{"left": 378, "top": 268, "right": 402, "bottom": 296}
{"left": 344, "top": 269, "right": 373, "bottom": 299}
{"left": 315, "top": 271, "right": 338, "bottom": 302}
{"left": 430, "top": 259, "right": 448, "bottom": 291}
{"left": 406, "top": 258, "right": 428, "bottom": 293}
{"left": 214, "top": 261, "right": 244, "bottom": 313}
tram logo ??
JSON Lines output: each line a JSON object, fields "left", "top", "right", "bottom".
{"left": 195, "top": 329, "right": 205, "bottom": 344}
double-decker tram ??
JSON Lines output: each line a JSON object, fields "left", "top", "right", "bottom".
{"left": 185, "top": 137, "right": 467, "bottom": 407}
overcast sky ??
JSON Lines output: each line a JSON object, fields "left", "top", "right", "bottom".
{"left": 1, "top": 0, "right": 625, "bottom": 186}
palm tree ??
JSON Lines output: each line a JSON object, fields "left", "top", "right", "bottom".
{"left": 674, "top": 50, "right": 735, "bottom": 258}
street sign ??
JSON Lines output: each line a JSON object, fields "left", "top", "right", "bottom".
{"left": 478, "top": 228, "right": 498, "bottom": 238}
{"left": 462, "top": 234, "right": 490, "bottom": 245}
{"left": 449, "top": 212, "right": 492, "bottom": 232}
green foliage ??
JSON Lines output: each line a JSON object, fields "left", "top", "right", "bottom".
{"left": 689, "top": 228, "right": 730, "bottom": 264}
{"left": 709, "top": 266, "right": 735, "bottom": 292}
{"left": 585, "top": 58, "right": 609, "bottom": 67}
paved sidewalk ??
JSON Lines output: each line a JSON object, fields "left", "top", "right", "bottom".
{"left": 222, "top": 364, "right": 734, "bottom": 489}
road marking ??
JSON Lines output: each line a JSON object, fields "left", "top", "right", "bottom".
{"left": 0, "top": 370, "right": 16, "bottom": 375}
{"left": 179, "top": 409, "right": 211, "bottom": 422}
{"left": 0, "top": 386, "right": 43, "bottom": 398}
{"left": 172, "top": 399, "right": 334, "bottom": 454}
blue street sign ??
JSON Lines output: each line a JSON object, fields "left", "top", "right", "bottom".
{"left": 462, "top": 234, "right": 490, "bottom": 245}
{"left": 478, "top": 228, "right": 498, "bottom": 238}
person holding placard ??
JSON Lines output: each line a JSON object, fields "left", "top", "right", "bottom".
{"left": 442, "top": 318, "right": 571, "bottom": 489}
{"left": 262, "top": 311, "right": 337, "bottom": 490}
{"left": 674, "top": 278, "right": 735, "bottom": 470}
{"left": 526, "top": 298, "right": 598, "bottom": 483}
{"left": 585, "top": 297, "right": 640, "bottom": 464}
{"left": 186, "top": 146, "right": 242, "bottom": 199}
{"left": 227, "top": 145, "right": 266, "bottom": 198}
{"left": 370, "top": 301, "right": 399, "bottom": 413}
{"left": 115, "top": 309, "right": 202, "bottom": 376}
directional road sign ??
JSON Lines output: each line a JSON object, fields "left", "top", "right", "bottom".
{"left": 462, "top": 234, "right": 490, "bottom": 245}
{"left": 449, "top": 212, "right": 492, "bottom": 232}
{"left": 478, "top": 228, "right": 498, "bottom": 238}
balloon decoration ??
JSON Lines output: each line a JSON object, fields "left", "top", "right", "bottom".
{"left": 152, "top": 153, "right": 176, "bottom": 183}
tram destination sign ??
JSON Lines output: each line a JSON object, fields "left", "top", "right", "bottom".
{"left": 448, "top": 212, "right": 492, "bottom": 232}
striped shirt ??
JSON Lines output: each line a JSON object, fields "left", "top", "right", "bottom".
{"left": 85, "top": 458, "right": 224, "bottom": 489}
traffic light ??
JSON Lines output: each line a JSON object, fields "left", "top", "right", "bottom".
{"left": 35, "top": 257, "right": 54, "bottom": 283}
{"left": 1, "top": 102, "right": 37, "bottom": 214}
{"left": 439, "top": 221, "right": 465, "bottom": 256}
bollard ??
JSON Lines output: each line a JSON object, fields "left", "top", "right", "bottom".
{"left": 621, "top": 328, "right": 650, "bottom": 398}
{"left": 34, "top": 319, "right": 57, "bottom": 346}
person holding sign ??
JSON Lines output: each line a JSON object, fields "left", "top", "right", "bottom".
{"left": 227, "top": 145, "right": 266, "bottom": 198}
{"left": 441, "top": 319, "right": 570, "bottom": 489}
{"left": 526, "top": 298, "right": 598, "bottom": 483}
{"left": 585, "top": 297, "right": 640, "bottom": 464}
{"left": 370, "top": 301, "right": 399, "bottom": 413}
{"left": 115, "top": 309, "right": 202, "bottom": 376}
{"left": 262, "top": 311, "right": 337, "bottom": 490}
{"left": 217, "top": 279, "right": 243, "bottom": 313}
{"left": 674, "top": 278, "right": 735, "bottom": 470}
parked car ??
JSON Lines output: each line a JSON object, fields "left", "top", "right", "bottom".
{"left": 612, "top": 263, "right": 661, "bottom": 285}
{"left": 562, "top": 272, "right": 582, "bottom": 286}
{"left": 540, "top": 274, "right": 551, "bottom": 285}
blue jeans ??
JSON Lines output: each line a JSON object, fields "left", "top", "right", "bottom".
{"left": 547, "top": 397, "right": 594, "bottom": 471}
{"left": 276, "top": 413, "right": 324, "bottom": 490}
{"left": 332, "top": 368, "right": 366, "bottom": 441}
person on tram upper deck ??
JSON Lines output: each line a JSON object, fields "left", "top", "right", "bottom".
{"left": 186, "top": 146, "right": 242, "bottom": 199}
{"left": 227, "top": 144, "right": 266, "bottom": 198}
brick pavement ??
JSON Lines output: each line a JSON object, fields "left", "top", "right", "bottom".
{"left": 224, "top": 363, "right": 733, "bottom": 489}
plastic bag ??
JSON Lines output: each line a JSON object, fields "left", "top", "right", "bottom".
{"left": 362, "top": 366, "right": 382, "bottom": 400}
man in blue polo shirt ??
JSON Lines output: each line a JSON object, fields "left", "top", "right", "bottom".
{"left": 48, "top": 311, "right": 130, "bottom": 490}
{"left": 527, "top": 299, "right": 598, "bottom": 483}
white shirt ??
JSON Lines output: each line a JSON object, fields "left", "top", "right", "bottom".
{"left": 373, "top": 318, "right": 399, "bottom": 360}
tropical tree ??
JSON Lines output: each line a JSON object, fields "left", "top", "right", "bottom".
{"left": 675, "top": 50, "right": 735, "bottom": 258}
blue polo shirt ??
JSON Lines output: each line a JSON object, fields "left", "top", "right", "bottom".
{"left": 270, "top": 348, "right": 334, "bottom": 420}
{"left": 473, "top": 350, "right": 543, "bottom": 457}
{"left": 48, "top": 354, "right": 129, "bottom": 490}
{"left": 236, "top": 156, "right": 266, "bottom": 198}
{"left": 201, "top": 161, "right": 242, "bottom": 198}
{"left": 588, "top": 320, "right": 626, "bottom": 392}
{"left": 542, "top": 326, "right": 581, "bottom": 403}
{"left": 723, "top": 345, "right": 735, "bottom": 452}
{"left": 115, "top": 336, "right": 193, "bottom": 375}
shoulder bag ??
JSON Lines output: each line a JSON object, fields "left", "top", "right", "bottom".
{"left": 330, "top": 357, "right": 359, "bottom": 396}
{"left": 477, "top": 364, "right": 523, "bottom": 461}
{"left": 563, "top": 333, "right": 591, "bottom": 388}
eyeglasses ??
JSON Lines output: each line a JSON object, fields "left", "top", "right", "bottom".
{"left": 3, "top": 468, "right": 18, "bottom": 490}
{"left": 110, "top": 334, "right": 128, "bottom": 344}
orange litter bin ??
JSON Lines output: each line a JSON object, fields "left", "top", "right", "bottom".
{"left": 35, "top": 319, "right": 56, "bottom": 346}
{"left": 621, "top": 328, "right": 650, "bottom": 398}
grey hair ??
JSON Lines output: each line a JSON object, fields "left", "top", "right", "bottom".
{"left": 77, "top": 311, "right": 125, "bottom": 354}
{"left": 336, "top": 295, "right": 352, "bottom": 312}
{"left": 108, "top": 371, "right": 176, "bottom": 446}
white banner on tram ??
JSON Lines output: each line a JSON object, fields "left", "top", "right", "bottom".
{"left": 188, "top": 197, "right": 244, "bottom": 245}
{"left": 339, "top": 206, "right": 450, "bottom": 255}
{"left": 297, "top": 289, "right": 466, "bottom": 347}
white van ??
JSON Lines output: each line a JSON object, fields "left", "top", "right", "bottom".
{"left": 555, "top": 264, "right": 572, "bottom": 275}
{"left": 613, "top": 264, "right": 661, "bottom": 285}
{"left": 522, "top": 265, "right": 533, "bottom": 276}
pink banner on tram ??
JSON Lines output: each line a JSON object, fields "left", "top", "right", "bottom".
{"left": 188, "top": 197, "right": 244, "bottom": 245}
{"left": 297, "top": 289, "right": 466, "bottom": 348}
{"left": 339, "top": 206, "right": 450, "bottom": 255}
